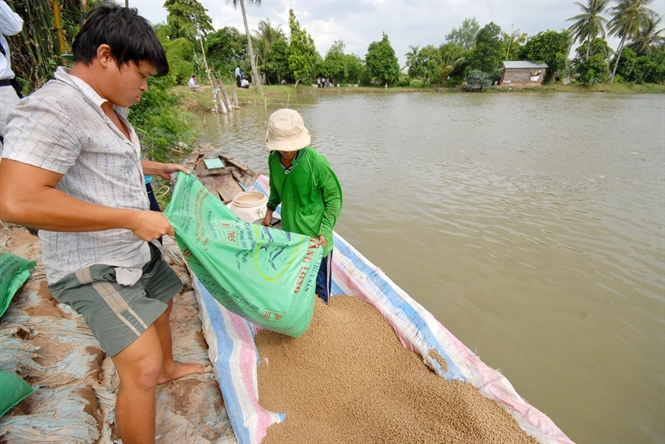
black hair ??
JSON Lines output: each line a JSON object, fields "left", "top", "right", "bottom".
{"left": 72, "top": 2, "right": 168, "bottom": 77}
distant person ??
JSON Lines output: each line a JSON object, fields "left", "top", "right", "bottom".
{"left": 281, "top": 79, "right": 286, "bottom": 85}
{"left": 0, "top": 0, "right": 23, "bottom": 139}
{"left": 262, "top": 109, "right": 343, "bottom": 303}
{"left": 241, "top": 78, "right": 250, "bottom": 89}
{"left": 188, "top": 74, "right": 199, "bottom": 91}
{"left": 0, "top": 4, "right": 202, "bottom": 443}
{"left": 235, "top": 65, "right": 241, "bottom": 87}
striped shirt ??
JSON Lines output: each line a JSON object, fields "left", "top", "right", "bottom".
{"left": 2, "top": 67, "right": 151, "bottom": 284}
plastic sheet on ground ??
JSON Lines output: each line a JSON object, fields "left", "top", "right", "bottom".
{"left": 0, "top": 229, "right": 238, "bottom": 444}
{"left": 192, "top": 175, "right": 574, "bottom": 444}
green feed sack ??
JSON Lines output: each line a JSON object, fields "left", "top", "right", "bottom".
{"left": 0, "top": 251, "right": 36, "bottom": 318}
{"left": 165, "top": 172, "right": 322, "bottom": 338}
{"left": 0, "top": 369, "right": 35, "bottom": 417}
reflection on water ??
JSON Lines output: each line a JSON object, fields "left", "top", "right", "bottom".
{"left": 194, "top": 91, "right": 665, "bottom": 443}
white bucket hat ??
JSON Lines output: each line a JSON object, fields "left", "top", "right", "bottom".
{"left": 265, "top": 108, "right": 311, "bottom": 152}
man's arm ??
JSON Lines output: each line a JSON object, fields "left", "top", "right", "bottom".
{"left": 316, "top": 160, "right": 343, "bottom": 247}
{"left": 0, "top": 159, "right": 174, "bottom": 241}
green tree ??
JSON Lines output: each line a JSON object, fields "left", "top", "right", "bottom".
{"left": 439, "top": 42, "right": 466, "bottom": 81}
{"left": 575, "top": 53, "right": 611, "bottom": 83}
{"left": 502, "top": 28, "right": 528, "bottom": 60}
{"left": 342, "top": 53, "right": 365, "bottom": 84}
{"left": 365, "top": 32, "right": 400, "bottom": 86}
{"left": 613, "top": 46, "right": 638, "bottom": 79}
{"left": 405, "top": 45, "right": 424, "bottom": 79}
{"left": 467, "top": 22, "right": 503, "bottom": 76}
{"left": 627, "top": 14, "right": 664, "bottom": 55}
{"left": 162, "top": 38, "right": 196, "bottom": 85}
{"left": 446, "top": 17, "right": 480, "bottom": 51}
{"left": 465, "top": 70, "right": 492, "bottom": 91}
{"left": 163, "top": 0, "right": 213, "bottom": 42}
{"left": 320, "top": 40, "right": 348, "bottom": 84}
{"left": 288, "top": 9, "right": 319, "bottom": 86}
{"left": 571, "top": 35, "right": 613, "bottom": 77}
{"left": 632, "top": 54, "right": 659, "bottom": 81}
{"left": 518, "top": 30, "right": 572, "bottom": 82}
{"left": 205, "top": 27, "right": 248, "bottom": 80}
{"left": 567, "top": 0, "right": 610, "bottom": 60}
{"left": 608, "top": 0, "right": 659, "bottom": 82}
{"left": 253, "top": 18, "right": 285, "bottom": 84}
{"left": 226, "top": 0, "right": 263, "bottom": 93}
{"left": 419, "top": 45, "right": 443, "bottom": 84}
{"left": 264, "top": 38, "right": 291, "bottom": 84}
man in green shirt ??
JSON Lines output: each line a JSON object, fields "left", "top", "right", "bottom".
{"left": 262, "top": 108, "right": 343, "bottom": 303}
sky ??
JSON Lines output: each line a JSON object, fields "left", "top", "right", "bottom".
{"left": 129, "top": 0, "right": 665, "bottom": 67}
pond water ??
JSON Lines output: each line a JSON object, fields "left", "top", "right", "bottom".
{"left": 193, "top": 90, "right": 665, "bottom": 443}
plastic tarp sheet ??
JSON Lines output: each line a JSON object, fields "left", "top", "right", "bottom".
{"left": 193, "top": 175, "right": 573, "bottom": 444}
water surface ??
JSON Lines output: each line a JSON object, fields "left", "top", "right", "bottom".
{"left": 195, "top": 91, "right": 665, "bottom": 443}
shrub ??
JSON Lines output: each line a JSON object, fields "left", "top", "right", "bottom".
{"left": 129, "top": 77, "right": 198, "bottom": 164}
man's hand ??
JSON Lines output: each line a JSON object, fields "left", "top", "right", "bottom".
{"left": 142, "top": 160, "right": 190, "bottom": 180}
{"left": 128, "top": 210, "right": 175, "bottom": 241}
{"left": 262, "top": 209, "right": 274, "bottom": 227}
{"left": 312, "top": 235, "right": 326, "bottom": 249}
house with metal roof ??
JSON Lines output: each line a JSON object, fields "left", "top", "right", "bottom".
{"left": 499, "top": 61, "right": 548, "bottom": 87}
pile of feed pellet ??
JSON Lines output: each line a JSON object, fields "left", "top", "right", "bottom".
{"left": 256, "top": 295, "right": 537, "bottom": 444}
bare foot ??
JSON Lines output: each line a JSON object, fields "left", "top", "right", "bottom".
{"left": 158, "top": 361, "right": 204, "bottom": 385}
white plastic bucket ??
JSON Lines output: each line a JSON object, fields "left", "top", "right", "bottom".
{"left": 230, "top": 191, "right": 268, "bottom": 223}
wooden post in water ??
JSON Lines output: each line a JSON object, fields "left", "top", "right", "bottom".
{"left": 213, "top": 79, "right": 228, "bottom": 114}
{"left": 232, "top": 83, "right": 239, "bottom": 108}
{"left": 219, "top": 81, "right": 233, "bottom": 112}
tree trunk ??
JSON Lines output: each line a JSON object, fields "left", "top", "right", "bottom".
{"left": 585, "top": 35, "right": 591, "bottom": 60}
{"left": 240, "top": 0, "right": 263, "bottom": 95}
{"left": 610, "top": 35, "right": 627, "bottom": 83}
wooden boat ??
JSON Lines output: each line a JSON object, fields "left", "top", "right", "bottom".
{"left": 187, "top": 150, "right": 573, "bottom": 444}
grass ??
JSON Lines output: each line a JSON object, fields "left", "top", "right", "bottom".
{"left": 173, "top": 79, "right": 664, "bottom": 113}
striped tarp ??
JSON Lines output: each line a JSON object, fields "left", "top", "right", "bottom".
{"left": 191, "top": 175, "right": 573, "bottom": 444}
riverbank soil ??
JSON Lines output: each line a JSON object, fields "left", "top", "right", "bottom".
{"left": 0, "top": 225, "right": 237, "bottom": 444}
{"left": 257, "top": 296, "right": 538, "bottom": 444}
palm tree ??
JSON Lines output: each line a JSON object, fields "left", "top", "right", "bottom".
{"left": 226, "top": 0, "right": 263, "bottom": 94}
{"left": 608, "top": 0, "right": 659, "bottom": 82}
{"left": 440, "top": 43, "right": 465, "bottom": 81}
{"left": 405, "top": 45, "right": 422, "bottom": 78}
{"left": 567, "top": 0, "right": 610, "bottom": 60}
{"left": 628, "top": 14, "right": 664, "bottom": 55}
{"left": 252, "top": 19, "right": 285, "bottom": 84}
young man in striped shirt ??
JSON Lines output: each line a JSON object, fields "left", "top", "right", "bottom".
{"left": 0, "top": 5, "right": 202, "bottom": 443}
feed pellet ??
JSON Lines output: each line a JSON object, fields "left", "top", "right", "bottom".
{"left": 256, "top": 295, "right": 537, "bottom": 444}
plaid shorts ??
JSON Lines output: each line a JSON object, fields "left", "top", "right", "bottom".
{"left": 48, "top": 243, "right": 183, "bottom": 357}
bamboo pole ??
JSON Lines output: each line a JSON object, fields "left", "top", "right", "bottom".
{"left": 198, "top": 32, "right": 214, "bottom": 88}
{"left": 52, "top": 0, "right": 67, "bottom": 65}
{"left": 80, "top": 0, "right": 87, "bottom": 27}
